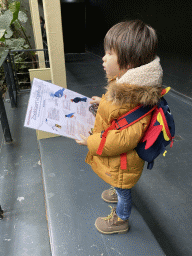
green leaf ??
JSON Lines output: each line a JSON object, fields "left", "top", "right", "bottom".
{"left": 0, "top": 29, "right": 6, "bottom": 40}
{"left": 9, "top": 1, "right": 20, "bottom": 24}
{"left": 4, "top": 26, "right": 13, "bottom": 39}
{"left": 24, "top": 44, "right": 29, "bottom": 49}
{"left": 0, "top": 10, "right": 13, "bottom": 30}
{"left": 5, "top": 38, "right": 25, "bottom": 50}
{"left": 0, "top": 37, "right": 5, "bottom": 42}
{"left": 18, "top": 11, "right": 28, "bottom": 23}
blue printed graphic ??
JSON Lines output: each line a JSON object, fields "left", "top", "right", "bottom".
{"left": 50, "top": 88, "right": 65, "bottom": 98}
{"left": 71, "top": 97, "right": 87, "bottom": 103}
{"left": 65, "top": 113, "right": 75, "bottom": 118}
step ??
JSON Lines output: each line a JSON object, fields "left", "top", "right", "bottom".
{"left": 39, "top": 136, "right": 165, "bottom": 256}
{"left": 132, "top": 91, "right": 192, "bottom": 256}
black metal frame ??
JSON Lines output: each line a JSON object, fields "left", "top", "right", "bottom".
{"left": 0, "top": 50, "right": 15, "bottom": 143}
{"left": 10, "top": 48, "right": 49, "bottom": 90}
{"left": 0, "top": 48, "right": 49, "bottom": 143}
{"left": 3, "top": 51, "right": 17, "bottom": 108}
{"left": 0, "top": 89, "right": 13, "bottom": 143}
{"left": 0, "top": 205, "right": 3, "bottom": 220}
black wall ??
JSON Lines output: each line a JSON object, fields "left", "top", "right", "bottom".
{"left": 61, "top": 1, "right": 86, "bottom": 53}
{"left": 85, "top": 0, "right": 192, "bottom": 57}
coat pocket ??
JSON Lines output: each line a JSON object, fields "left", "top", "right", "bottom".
{"left": 108, "top": 155, "right": 120, "bottom": 171}
{"left": 98, "top": 155, "right": 109, "bottom": 167}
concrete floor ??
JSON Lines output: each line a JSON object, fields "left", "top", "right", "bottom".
{"left": 0, "top": 92, "right": 52, "bottom": 256}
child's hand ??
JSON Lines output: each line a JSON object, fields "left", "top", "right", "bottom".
{"left": 75, "top": 134, "right": 88, "bottom": 146}
{"left": 90, "top": 96, "right": 101, "bottom": 105}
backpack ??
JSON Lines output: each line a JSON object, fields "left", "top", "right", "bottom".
{"left": 96, "top": 87, "right": 175, "bottom": 170}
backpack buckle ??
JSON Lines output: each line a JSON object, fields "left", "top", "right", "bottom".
{"left": 115, "top": 118, "right": 129, "bottom": 130}
{"left": 115, "top": 120, "right": 121, "bottom": 130}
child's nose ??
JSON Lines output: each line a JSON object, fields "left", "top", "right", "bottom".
{"left": 102, "top": 55, "right": 106, "bottom": 62}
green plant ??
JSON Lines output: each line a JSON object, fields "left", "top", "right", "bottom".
{"left": 0, "top": 1, "right": 30, "bottom": 49}
{"left": 0, "top": 1, "right": 37, "bottom": 65}
{"left": 0, "top": 1, "right": 36, "bottom": 91}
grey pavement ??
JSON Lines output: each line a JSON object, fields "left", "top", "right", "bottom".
{"left": 0, "top": 92, "right": 51, "bottom": 256}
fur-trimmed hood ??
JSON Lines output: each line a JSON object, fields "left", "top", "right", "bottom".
{"left": 105, "top": 56, "right": 163, "bottom": 106}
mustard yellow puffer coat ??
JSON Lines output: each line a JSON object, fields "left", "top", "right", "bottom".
{"left": 86, "top": 57, "right": 163, "bottom": 189}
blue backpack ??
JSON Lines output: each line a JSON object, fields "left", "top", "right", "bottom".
{"left": 97, "top": 87, "right": 175, "bottom": 170}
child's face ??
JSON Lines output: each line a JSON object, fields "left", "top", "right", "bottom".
{"left": 102, "top": 49, "right": 128, "bottom": 79}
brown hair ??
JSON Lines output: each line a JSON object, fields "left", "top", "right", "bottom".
{"left": 104, "top": 20, "right": 158, "bottom": 69}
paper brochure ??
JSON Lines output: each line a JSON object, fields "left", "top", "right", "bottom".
{"left": 24, "top": 78, "right": 96, "bottom": 140}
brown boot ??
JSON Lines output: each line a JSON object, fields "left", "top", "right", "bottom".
{"left": 95, "top": 206, "right": 129, "bottom": 235}
{"left": 101, "top": 187, "right": 118, "bottom": 203}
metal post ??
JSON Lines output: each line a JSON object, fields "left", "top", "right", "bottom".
{"left": 0, "top": 205, "right": 4, "bottom": 220}
{"left": 3, "top": 57, "right": 17, "bottom": 108}
{"left": 6, "top": 53, "right": 17, "bottom": 106}
{"left": 0, "top": 90, "right": 13, "bottom": 143}
{"left": 10, "top": 53, "right": 19, "bottom": 92}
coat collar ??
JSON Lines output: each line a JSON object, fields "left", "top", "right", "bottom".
{"left": 105, "top": 56, "right": 163, "bottom": 106}
{"left": 117, "top": 56, "right": 163, "bottom": 86}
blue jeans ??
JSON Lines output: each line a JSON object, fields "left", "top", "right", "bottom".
{"left": 115, "top": 187, "right": 132, "bottom": 220}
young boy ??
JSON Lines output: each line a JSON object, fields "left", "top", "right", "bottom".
{"left": 76, "top": 20, "right": 163, "bottom": 234}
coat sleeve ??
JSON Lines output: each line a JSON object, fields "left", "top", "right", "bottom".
{"left": 87, "top": 118, "right": 149, "bottom": 156}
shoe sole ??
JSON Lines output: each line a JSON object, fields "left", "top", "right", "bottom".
{"left": 95, "top": 223, "right": 129, "bottom": 234}
{"left": 101, "top": 195, "right": 118, "bottom": 203}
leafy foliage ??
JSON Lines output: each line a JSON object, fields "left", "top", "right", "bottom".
{"left": 9, "top": 1, "right": 20, "bottom": 24}
{"left": 0, "top": 1, "right": 30, "bottom": 49}
{"left": 0, "top": 1, "right": 35, "bottom": 92}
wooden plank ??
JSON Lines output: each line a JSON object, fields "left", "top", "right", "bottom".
{"left": 28, "top": 0, "right": 45, "bottom": 68}
{"left": 42, "top": 0, "right": 67, "bottom": 88}
{"left": 29, "top": 68, "right": 51, "bottom": 82}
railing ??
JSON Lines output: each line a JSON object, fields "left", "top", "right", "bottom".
{"left": 10, "top": 48, "right": 49, "bottom": 92}
{"left": 0, "top": 50, "right": 15, "bottom": 142}
{"left": 0, "top": 48, "right": 49, "bottom": 143}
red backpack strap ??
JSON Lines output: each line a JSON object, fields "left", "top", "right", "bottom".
{"left": 96, "top": 104, "right": 156, "bottom": 160}
{"left": 120, "top": 153, "right": 128, "bottom": 170}
{"left": 96, "top": 105, "right": 143, "bottom": 156}
{"left": 96, "top": 121, "right": 116, "bottom": 155}
{"left": 115, "top": 105, "right": 157, "bottom": 131}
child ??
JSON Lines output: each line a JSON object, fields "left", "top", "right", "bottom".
{"left": 76, "top": 20, "right": 163, "bottom": 234}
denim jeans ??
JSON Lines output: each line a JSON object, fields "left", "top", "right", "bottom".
{"left": 115, "top": 187, "right": 132, "bottom": 220}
